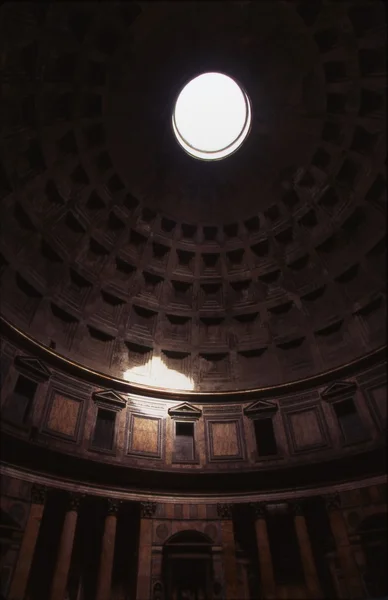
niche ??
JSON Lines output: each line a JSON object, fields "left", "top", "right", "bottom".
{"left": 254, "top": 418, "right": 278, "bottom": 457}
{"left": 332, "top": 398, "right": 367, "bottom": 444}
{"left": 92, "top": 408, "right": 116, "bottom": 451}
{"left": 4, "top": 375, "right": 37, "bottom": 425}
{"left": 174, "top": 421, "right": 195, "bottom": 462}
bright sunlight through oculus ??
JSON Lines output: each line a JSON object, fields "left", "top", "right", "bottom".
{"left": 172, "top": 72, "right": 251, "bottom": 161}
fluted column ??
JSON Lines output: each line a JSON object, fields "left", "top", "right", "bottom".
{"left": 136, "top": 501, "right": 157, "bottom": 600}
{"left": 325, "top": 493, "right": 364, "bottom": 599}
{"left": 8, "top": 484, "right": 47, "bottom": 600}
{"left": 290, "top": 501, "right": 323, "bottom": 599}
{"left": 251, "top": 503, "right": 276, "bottom": 599}
{"left": 49, "top": 492, "right": 84, "bottom": 600}
{"left": 217, "top": 503, "right": 239, "bottom": 600}
{"left": 96, "top": 498, "right": 121, "bottom": 600}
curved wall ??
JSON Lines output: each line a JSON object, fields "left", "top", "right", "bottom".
{"left": 1, "top": 318, "right": 386, "bottom": 499}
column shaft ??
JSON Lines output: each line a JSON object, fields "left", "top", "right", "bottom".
{"left": 294, "top": 513, "right": 323, "bottom": 599}
{"left": 136, "top": 502, "right": 156, "bottom": 600}
{"left": 49, "top": 499, "right": 80, "bottom": 600}
{"left": 327, "top": 505, "right": 364, "bottom": 599}
{"left": 217, "top": 504, "right": 239, "bottom": 600}
{"left": 136, "top": 518, "right": 152, "bottom": 600}
{"left": 8, "top": 486, "right": 46, "bottom": 600}
{"left": 96, "top": 501, "right": 119, "bottom": 600}
{"left": 255, "top": 516, "right": 276, "bottom": 599}
{"left": 220, "top": 519, "right": 239, "bottom": 600}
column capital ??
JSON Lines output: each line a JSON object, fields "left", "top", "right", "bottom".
{"left": 68, "top": 492, "right": 85, "bottom": 512}
{"left": 324, "top": 492, "right": 341, "bottom": 511}
{"left": 288, "top": 499, "right": 305, "bottom": 516}
{"left": 217, "top": 503, "right": 233, "bottom": 520}
{"left": 31, "top": 483, "right": 47, "bottom": 504}
{"left": 106, "top": 498, "right": 121, "bottom": 516}
{"left": 140, "top": 501, "right": 157, "bottom": 519}
{"left": 250, "top": 502, "right": 268, "bottom": 519}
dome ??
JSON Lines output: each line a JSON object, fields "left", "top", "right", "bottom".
{"left": 0, "top": 0, "right": 386, "bottom": 394}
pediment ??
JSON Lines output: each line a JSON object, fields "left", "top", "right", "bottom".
{"left": 14, "top": 356, "right": 51, "bottom": 381}
{"left": 92, "top": 390, "right": 127, "bottom": 411}
{"left": 244, "top": 399, "right": 278, "bottom": 418}
{"left": 168, "top": 402, "right": 202, "bottom": 419}
{"left": 321, "top": 381, "right": 357, "bottom": 401}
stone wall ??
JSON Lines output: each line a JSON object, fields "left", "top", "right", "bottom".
{"left": 0, "top": 338, "right": 385, "bottom": 477}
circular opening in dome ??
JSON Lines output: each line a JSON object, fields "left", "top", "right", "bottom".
{"left": 172, "top": 72, "right": 252, "bottom": 161}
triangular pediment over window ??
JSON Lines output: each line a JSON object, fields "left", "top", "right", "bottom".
{"left": 168, "top": 402, "right": 202, "bottom": 419}
{"left": 92, "top": 390, "right": 127, "bottom": 411}
{"left": 244, "top": 399, "right": 278, "bottom": 418}
{"left": 14, "top": 356, "right": 51, "bottom": 381}
{"left": 321, "top": 381, "right": 357, "bottom": 402}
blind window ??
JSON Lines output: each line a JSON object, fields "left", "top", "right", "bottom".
{"left": 254, "top": 417, "right": 278, "bottom": 456}
{"left": 92, "top": 408, "right": 116, "bottom": 450}
{"left": 174, "top": 421, "right": 194, "bottom": 461}
{"left": 333, "top": 398, "right": 366, "bottom": 443}
{"left": 5, "top": 375, "right": 37, "bottom": 424}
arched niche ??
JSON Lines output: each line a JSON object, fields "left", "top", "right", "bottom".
{"left": 162, "top": 530, "right": 215, "bottom": 600}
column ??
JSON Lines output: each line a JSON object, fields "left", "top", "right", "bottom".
{"left": 96, "top": 498, "right": 121, "bottom": 600}
{"left": 49, "top": 492, "right": 84, "bottom": 600}
{"left": 211, "top": 546, "right": 224, "bottom": 600}
{"left": 136, "top": 501, "right": 157, "bottom": 600}
{"left": 325, "top": 493, "right": 364, "bottom": 599}
{"left": 8, "top": 484, "right": 47, "bottom": 600}
{"left": 290, "top": 501, "right": 323, "bottom": 599}
{"left": 252, "top": 503, "right": 276, "bottom": 599}
{"left": 217, "top": 503, "right": 239, "bottom": 600}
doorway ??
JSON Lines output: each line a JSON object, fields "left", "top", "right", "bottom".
{"left": 162, "top": 531, "right": 213, "bottom": 600}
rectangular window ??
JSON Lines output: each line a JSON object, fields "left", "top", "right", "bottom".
{"left": 333, "top": 398, "right": 366, "bottom": 443}
{"left": 254, "top": 418, "right": 278, "bottom": 456}
{"left": 174, "top": 421, "right": 195, "bottom": 461}
{"left": 5, "top": 375, "right": 37, "bottom": 424}
{"left": 92, "top": 408, "right": 116, "bottom": 450}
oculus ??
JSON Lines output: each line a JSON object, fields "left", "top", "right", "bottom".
{"left": 172, "top": 72, "right": 251, "bottom": 161}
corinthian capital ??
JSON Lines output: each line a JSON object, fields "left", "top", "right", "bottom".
{"left": 107, "top": 498, "right": 121, "bottom": 515}
{"left": 68, "top": 492, "right": 85, "bottom": 512}
{"left": 31, "top": 484, "right": 47, "bottom": 505}
{"left": 288, "top": 499, "right": 305, "bottom": 516}
{"left": 324, "top": 493, "right": 341, "bottom": 511}
{"left": 140, "top": 501, "right": 157, "bottom": 518}
{"left": 217, "top": 503, "right": 233, "bottom": 520}
{"left": 250, "top": 502, "right": 267, "bottom": 519}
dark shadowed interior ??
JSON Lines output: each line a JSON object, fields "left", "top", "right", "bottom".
{"left": 0, "top": 1, "right": 386, "bottom": 599}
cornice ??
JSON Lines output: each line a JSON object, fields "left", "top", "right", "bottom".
{"left": 0, "top": 463, "right": 385, "bottom": 505}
